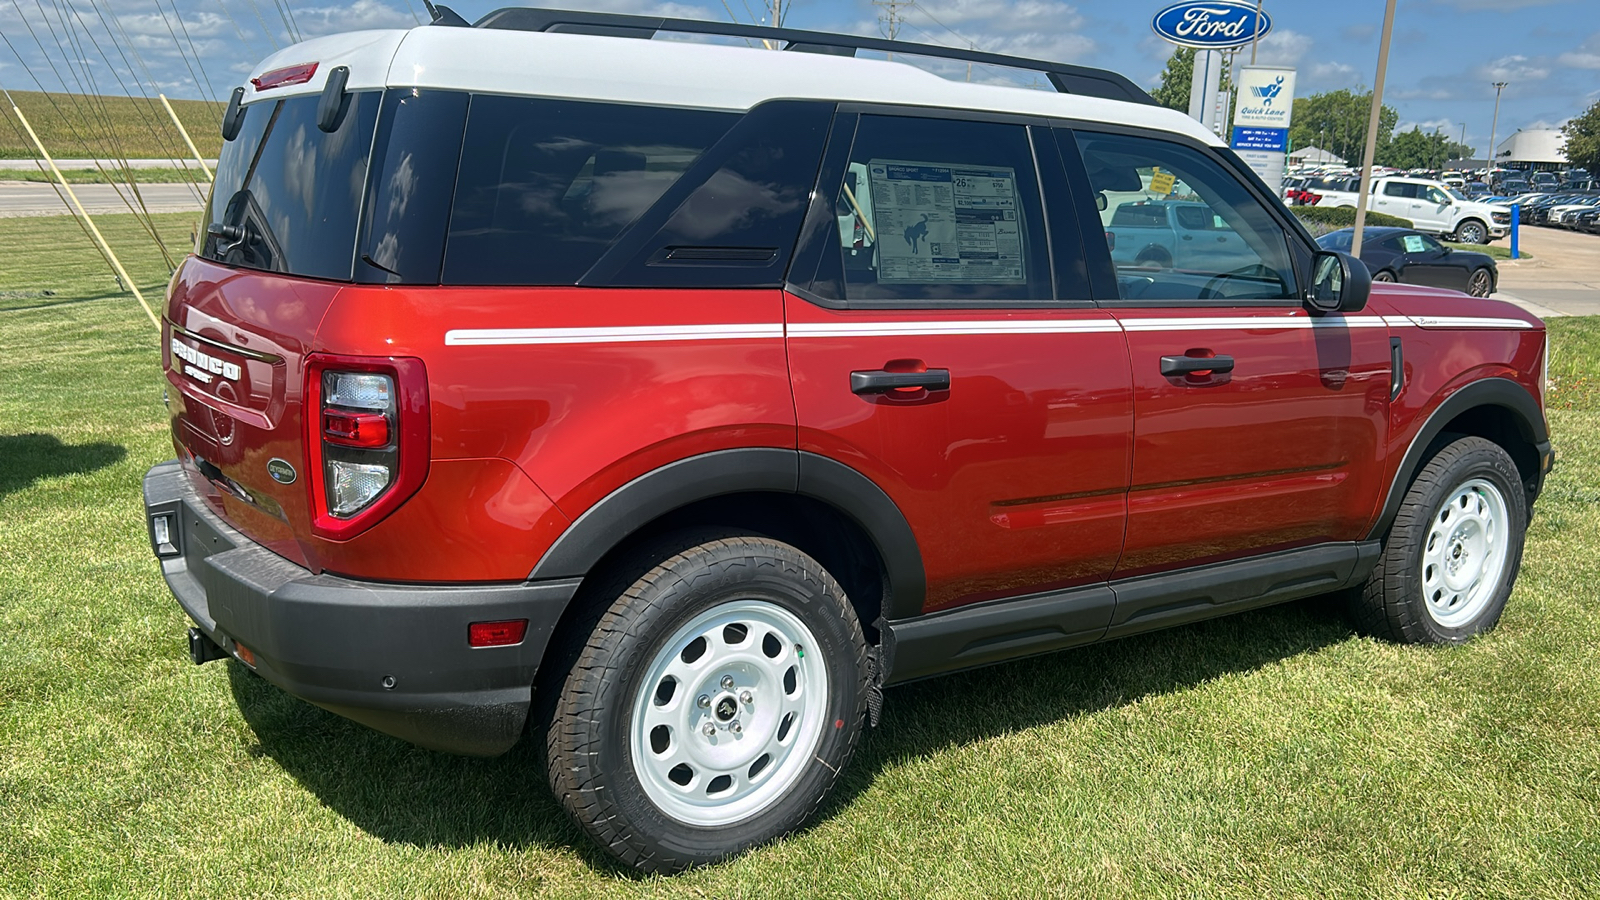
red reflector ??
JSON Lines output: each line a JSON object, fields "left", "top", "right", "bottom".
{"left": 323, "top": 410, "right": 390, "bottom": 448}
{"left": 252, "top": 62, "right": 318, "bottom": 91}
{"left": 234, "top": 642, "right": 257, "bottom": 667}
{"left": 469, "top": 620, "right": 528, "bottom": 648}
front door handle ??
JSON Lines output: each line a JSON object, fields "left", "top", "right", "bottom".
{"left": 1160, "top": 354, "right": 1235, "bottom": 376}
{"left": 850, "top": 368, "right": 951, "bottom": 395}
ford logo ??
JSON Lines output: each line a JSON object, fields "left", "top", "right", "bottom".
{"left": 1151, "top": 1, "right": 1271, "bottom": 49}
{"left": 266, "top": 458, "right": 297, "bottom": 485}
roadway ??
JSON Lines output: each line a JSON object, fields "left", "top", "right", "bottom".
{"left": 1492, "top": 226, "right": 1600, "bottom": 317}
{"left": 0, "top": 181, "right": 207, "bottom": 217}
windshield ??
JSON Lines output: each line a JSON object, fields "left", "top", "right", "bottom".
{"left": 200, "top": 93, "right": 380, "bottom": 281}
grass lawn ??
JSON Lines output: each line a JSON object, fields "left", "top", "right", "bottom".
{"left": 1443, "top": 242, "right": 1532, "bottom": 261}
{"left": 1, "top": 91, "right": 223, "bottom": 160}
{"left": 2, "top": 214, "right": 1598, "bottom": 898}
{"left": 0, "top": 167, "right": 212, "bottom": 184}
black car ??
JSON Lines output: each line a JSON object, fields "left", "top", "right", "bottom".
{"left": 1316, "top": 227, "right": 1497, "bottom": 297}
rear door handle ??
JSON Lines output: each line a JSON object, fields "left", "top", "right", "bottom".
{"left": 1160, "top": 354, "right": 1234, "bottom": 376}
{"left": 850, "top": 368, "right": 951, "bottom": 395}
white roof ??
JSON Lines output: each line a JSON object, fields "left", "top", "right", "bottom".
{"left": 242, "top": 26, "right": 1220, "bottom": 147}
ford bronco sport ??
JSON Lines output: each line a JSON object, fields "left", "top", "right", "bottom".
{"left": 143, "top": 7, "right": 1553, "bottom": 873}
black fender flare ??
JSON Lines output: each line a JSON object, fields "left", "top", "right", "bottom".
{"left": 1366, "top": 376, "right": 1548, "bottom": 541}
{"left": 528, "top": 448, "right": 927, "bottom": 619}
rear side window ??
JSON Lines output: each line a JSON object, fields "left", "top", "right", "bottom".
{"left": 819, "top": 115, "right": 1054, "bottom": 305}
{"left": 201, "top": 92, "right": 380, "bottom": 281}
{"left": 443, "top": 97, "right": 736, "bottom": 285}
{"left": 1384, "top": 182, "right": 1420, "bottom": 199}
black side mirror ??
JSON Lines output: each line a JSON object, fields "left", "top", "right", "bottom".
{"left": 317, "top": 66, "right": 351, "bottom": 133}
{"left": 221, "top": 86, "right": 246, "bottom": 141}
{"left": 1308, "top": 250, "right": 1371, "bottom": 313}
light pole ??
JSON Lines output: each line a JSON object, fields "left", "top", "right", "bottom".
{"left": 1488, "top": 81, "right": 1508, "bottom": 180}
{"left": 1351, "top": 0, "right": 1398, "bottom": 260}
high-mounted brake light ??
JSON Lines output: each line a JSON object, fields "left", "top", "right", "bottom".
{"left": 304, "top": 355, "right": 429, "bottom": 541}
{"left": 252, "top": 62, "right": 318, "bottom": 92}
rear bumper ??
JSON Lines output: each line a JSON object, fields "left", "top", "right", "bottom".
{"left": 142, "top": 460, "right": 580, "bottom": 756}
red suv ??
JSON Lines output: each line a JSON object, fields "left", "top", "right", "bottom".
{"left": 143, "top": 8, "right": 1553, "bottom": 873}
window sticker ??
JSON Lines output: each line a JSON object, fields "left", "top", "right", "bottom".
{"left": 866, "top": 159, "right": 1025, "bottom": 284}
{"left": 1403, "top": 234, "right": 1427, "bottom": 253}
{"left": 1148, "top": 169, "right": 1176, "bottom": 194}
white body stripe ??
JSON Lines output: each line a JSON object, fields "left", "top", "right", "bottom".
{"left": 444, "top": 324, "right": 784, "bottom": 346}
{"left": 787, "top": 320, "right": 1121, "bottom": 338}
{"left": 445, "top": 314, "right": 1533, "bottom": 346}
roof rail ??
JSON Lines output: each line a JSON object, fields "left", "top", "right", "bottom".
{"left": 464, "top": 6, "right": 1158, "bottom": 106}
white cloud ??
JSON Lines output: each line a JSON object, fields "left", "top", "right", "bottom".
{"left": 1481, "top": 54, "right": 1550, "bottom": 82}
{"left": 1251, "top": 29, "right": 1311, "bottom": 68}
{"left": 294, "top": 0, "right": 417, "bottom": 37}
{"left": 1430, "top": 0, "right": 1567, "bottom": 8}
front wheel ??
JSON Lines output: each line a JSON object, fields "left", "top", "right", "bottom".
{"left": 1467, "top": 267, "right": 1494, "bottom": 297}
{"left": 545, "top": 535, "right": 868, "bottom": 873}
{"left": 1453, "top": 219, "right": 1489, "bottom": 244}
{"left": 1372, "top": 269, "right": 1398, "bottom": 283}
{"left": 1348, "top": 436, "right": 1527, "bottom": 643}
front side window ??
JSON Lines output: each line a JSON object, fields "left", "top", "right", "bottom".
{"left": 443, "top": 97, "right": 736, "bottom": 285}
{"left": 201, "top": 92, "right": 380, "bottom": 281}
{"left": 820, "top": 115, "right": 1054, "bottom": 305}
{"left": 1074, "top": 131, "right": 1297, "bottom": 302}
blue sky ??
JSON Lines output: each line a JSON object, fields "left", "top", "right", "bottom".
{"left": 1, "top": 0, "right": 1595, "bottom": 157}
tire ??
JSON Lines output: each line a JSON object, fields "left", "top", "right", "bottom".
{"left": 1372, "top": 269, "right": 1397, "bottom": 283}
{"left": 1453, "top": 219, "right": 1488, "bottom": 245}
{"left": 545, "top": 533, "right": 868, "bottom": 873}
{"left": 1348, "top": 436, "right": 1527, "bottom": 644}
{"left": 1134, "top": 246, "right": 1172, "bottom": 269}
{"left": 1467, "top": 267, "right": 1494, "bottom": 297}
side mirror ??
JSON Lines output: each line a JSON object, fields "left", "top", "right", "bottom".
{"left": 1308, "top": 250, "right": 1371, "bottom": 313}
{"left": 220, "top": 86, "right": 246, "bottom": 141}
{"left": 1095, "top": 191, "right": 1108, "bottom": 212}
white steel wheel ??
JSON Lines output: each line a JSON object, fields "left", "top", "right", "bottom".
{"left": 629, "top": 599, "right": 829, "bottom": 827}
{"left": 1419, "top": 477, "right": 1510, "bottom": 629}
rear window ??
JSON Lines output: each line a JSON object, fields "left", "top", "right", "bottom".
{"left": 201, "top": 93, "right": 380, "bottom": 281}
{"left": 442, "top": 97, "right": 737, "bottom": 285}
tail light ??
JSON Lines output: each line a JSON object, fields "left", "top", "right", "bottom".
{"left": 305, "top": 354, "right": 429, "bottom": 540}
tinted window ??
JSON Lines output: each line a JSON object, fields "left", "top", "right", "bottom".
{"left": 1384, "top": 182, "right": 1419, "bottom": 199}
{"left": 1075, "top": 131, "right": 1297, "bottom": 302}
{"left": 356, "top": 90, "right": 469, "bottom": 284}
{"left": 443, "top": 97, "right": 736, "bottom": 285}
{"left": 201, "top": 93, "right": 379, "bottom": 281}
{"left": 820, "top": 115, "right": 1052, "bottom": 305}
{"left": 595, "top": 101, "right": 833, "bottom": 288}
{"left": 1317, "top": 230, "right": 1354, "bottom": 252}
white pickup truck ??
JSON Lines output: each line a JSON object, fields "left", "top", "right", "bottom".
{"left": 1318, "top": 176, "right": 1511, "bottom": 244}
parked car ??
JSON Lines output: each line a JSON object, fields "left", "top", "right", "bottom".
{"left": 1463, "top": 181, "right": 1492, "bottom": 198}
{"left": 1576, "top": 207, "right": 1600, "bottom": 234}
{"left": 1317, "top": 176, "right": 1511, "bottom": 243}
{"left": 1316, "top": 227, "right": 1497, "bottom": 296}
{"left": 141, "top": 6, "right": 1553, "bottom": 873}
{"left": 1529, "top": 172, "right": 1560, "bottom": 190}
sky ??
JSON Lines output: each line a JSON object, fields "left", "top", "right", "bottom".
{"left": 0, "top": 0, "right": 1596, "bottom": 158}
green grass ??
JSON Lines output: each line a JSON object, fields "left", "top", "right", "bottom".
{"left": 1, "top": 90, "right": 223, "bottom": 160}
{"left": 3, "top": 214, "right": 1599, "bottom": 897}
{"left": 1443, "top": 242, "right": 1532, "bottom": 260}
{"left": 0, "top": 167, "right": 212, "bottom": 184}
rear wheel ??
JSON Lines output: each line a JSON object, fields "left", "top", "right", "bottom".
{"left": 1467, "top": 267, "right": 1494, "bottom": 297}
{"left": 1348, "top": 436, "right": 1526, "bottom": 643}
{"left": 1372, "top": 269, "right": 1398, "bottom": 283}
{"left": 545, "top": 534, "right": 868, "bottom": 873}
{"left": 1453, "top": 219, "right": 1489, "bottom": 244}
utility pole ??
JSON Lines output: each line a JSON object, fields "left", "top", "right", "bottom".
{"left": 874, "top": 0, "right": 905, "bottom": 58}
{"left": 1250, "top": 0, "right": 1265, "bottom": 64}
{"left": 1488, "top": 81, "right": 1508, "bottom": 179}
{"left": 1351, "top": 0, "right": 1397, "bottom": 260}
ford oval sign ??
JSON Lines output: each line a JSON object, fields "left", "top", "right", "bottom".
{"left": 1152, "top": 1, "right": 1272, "bottom": 49}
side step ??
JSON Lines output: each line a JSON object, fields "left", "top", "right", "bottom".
{"left": 188, "top": 627, "right": 228, "bottom": 665}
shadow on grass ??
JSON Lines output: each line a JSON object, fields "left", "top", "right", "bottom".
{"left": 0, "top": 432, "right": 126, "bottom": 498}
{"left": 229, "top": 591, "right": 1355, "bottom": 873}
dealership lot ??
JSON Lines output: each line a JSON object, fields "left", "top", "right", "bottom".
{"left": 1494, "top": 226, "right": 1600, "bottom": 317}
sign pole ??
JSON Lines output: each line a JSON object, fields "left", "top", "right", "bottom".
{"left": 1250, "top": 0, "right": 1264, "bottom": 64}
{"left": 1350, "top": 0, "right": 1397, "bottom": 261}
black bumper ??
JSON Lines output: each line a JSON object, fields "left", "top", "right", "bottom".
{"left": 142, "top": 460, "right": 580, "bottom": 756}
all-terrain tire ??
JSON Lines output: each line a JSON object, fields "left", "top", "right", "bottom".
{"left": 545, "top": 534, "right": 868, "bottom": 873}
{"left": 1349, "top": 436, "right": 1527, "bottom": 643}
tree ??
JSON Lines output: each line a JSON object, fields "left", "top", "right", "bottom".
{"left": 1287, "top": 89, "right": 1398, "bottom": 166}
{"left": 1378, "top": 127, "right": 1464, "bottom": 170}
{"left": 1562, "top": 99, "right": 1600, "bottom": 173}
{"left": 1150, "top": 47, "right": 1233, "bottom": 114}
